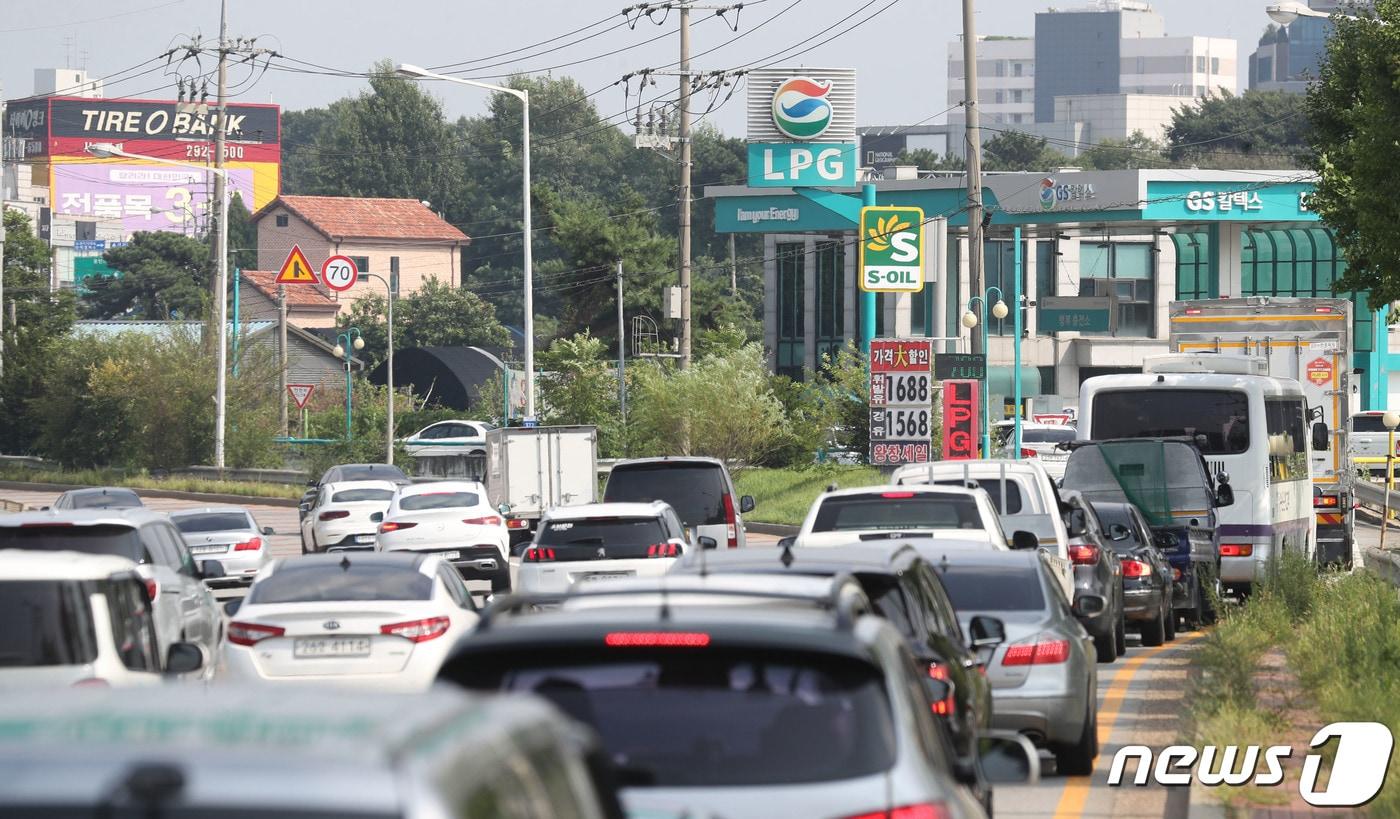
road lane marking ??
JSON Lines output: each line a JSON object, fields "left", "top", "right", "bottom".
{"left": 1052, "top": 632, "right": 1204, "bottom": 818}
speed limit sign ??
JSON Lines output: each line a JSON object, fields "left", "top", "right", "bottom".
{"left": 321, "top": 255, "right": 359, "bottom": 293}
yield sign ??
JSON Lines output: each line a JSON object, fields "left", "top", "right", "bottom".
{"left": 287, "top": 383, "right": 315, "bottom": 409}
{"left": 276, "top": 244, "right": 318, "bottom": 285}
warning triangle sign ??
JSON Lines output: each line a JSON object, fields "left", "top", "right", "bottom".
{"left": 287, "top": 383, "right": 315, "bottom": 409}
{"left": 276, "top": 244, "right": 318, "bottom": 285}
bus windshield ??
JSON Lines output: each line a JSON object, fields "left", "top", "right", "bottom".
{"left": 1091, "top": 389, "right": 1250, "bottom": 455}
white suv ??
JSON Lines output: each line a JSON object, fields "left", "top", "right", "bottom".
{"left": 0, "top": 551, "right": 205, "bottom": 686}
{"left": 518, "top": 501, "right": 693, "bottom": 596}
{"left": 793, "top": 485, "right": 1029, "bottom": 550}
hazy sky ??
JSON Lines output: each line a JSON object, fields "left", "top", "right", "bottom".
{"left": 3, "top": 0, "right": 1275, "bottom": 134}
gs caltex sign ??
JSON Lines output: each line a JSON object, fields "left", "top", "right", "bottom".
{"left": 859, "top": 206, "right": 924, "bottom": 292}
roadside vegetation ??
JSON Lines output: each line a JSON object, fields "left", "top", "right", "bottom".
{"left": 0, "top": 464, "right": 302, "bottom": 501}
{"left": 734, "top": 465, "right": 885, "bottom": 527}
{"left": 1190, "top": 554, "right": 1400, "bottom": 813}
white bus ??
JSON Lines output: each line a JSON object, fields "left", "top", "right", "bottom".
{"left": 1078, "top": 354, "right": 1315, "bottom": 594}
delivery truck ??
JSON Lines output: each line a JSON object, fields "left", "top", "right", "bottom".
{"left": 484, "top": 425, "right": 599, "bottom": 549}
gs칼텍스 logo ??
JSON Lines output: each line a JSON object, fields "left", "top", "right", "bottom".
{"left": 772, "top": 77, "right": 834, "bottom": 140}
{"left": 1040, "top": 178, "right": 1058, "bottom": 211}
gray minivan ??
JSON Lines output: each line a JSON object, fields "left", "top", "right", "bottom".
{"left": 603, "top": 456, "right": 754, "bottom": 549}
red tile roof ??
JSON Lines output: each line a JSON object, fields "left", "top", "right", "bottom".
{"left": 242, "top": 270, "right": 341, "bottom": 310}
{"left": 254, "top": 195, "right": 469, "bottom": 243}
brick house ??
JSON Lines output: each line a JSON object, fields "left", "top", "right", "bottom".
{"left": 253, "top": 195, "right": 469, "bottom": 319}
{"left": 237, "top": 269, "right": 342, "bottom": 329}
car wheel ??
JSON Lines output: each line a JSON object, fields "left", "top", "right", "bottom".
{"left": 299, "top": 530, "right": 308, "bottom": 555}
{"left": 1055, "top": 699, "right": 1098, "bottom": 776}
{"left": 1140, "top": 602, "right": 1166, "bottom": 647}
{"left": 1093, "top": 626, "right": 1117, "bottom": 663}
{"left": 1163, "top": 597, "right": 1177, "bottom": 641}
{"left": 1114, "top": 609, "right": 1127, "bottom": 655}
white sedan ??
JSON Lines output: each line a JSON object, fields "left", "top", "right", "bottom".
{"left": 517, "top": 501, "right": 692, "bottom": 596}
{"left": 376, "top": 481, "right": 511, "bottom": 593}
{"left": 299, "top": 480, "right": 398, "bottom": 554}
{"left": 219, "top": 553, "right": 478, "bottom": 692}
{"left": 400, "top": 420, "right": 493, "bottom": 457}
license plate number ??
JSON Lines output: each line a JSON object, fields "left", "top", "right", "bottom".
{"left": 355, "top": 534, "right": 375, "bottom": 544}
{"left": 438, "top": 551, "right": 461, "bottom": 560}
{"left": 293, "top": 638, "right": 371, "bottom": 658}
{"left": 581, "top": 571, "right": 633, "bottom": 582}
{"left": 190, "top": 545, "right": 226, "bottom": 555}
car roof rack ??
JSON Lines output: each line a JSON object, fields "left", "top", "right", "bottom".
{"left": 476, "top": 573, "right": 865, "bottom": 632}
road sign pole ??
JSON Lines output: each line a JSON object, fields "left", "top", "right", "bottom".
{"left": 860, "top": 183, "right": 876, "bottom": 356}
{"left": 1013, "top": 227, "right": 1023, "bottom": 458}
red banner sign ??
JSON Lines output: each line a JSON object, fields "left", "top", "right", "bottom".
{"left": 870, "top": 339, "right": 933, "bottom": 372}
{"left": 942, "top": 379, "right": 980, "bottom": 461}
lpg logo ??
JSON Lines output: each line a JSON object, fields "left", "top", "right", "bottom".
{"left": 1108, "top": 722, "right": 1394, "bottom": 807}
{"left": 772, "top": 77, "right": 834, "bottom": 140}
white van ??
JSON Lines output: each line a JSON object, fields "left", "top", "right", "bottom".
{"left": 891, "top": 460, "right": 1074, "bottom": 599}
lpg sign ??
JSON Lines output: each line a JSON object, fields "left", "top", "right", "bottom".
{"left": 747, "top": 142, "right": 856, "bottom": 187}
{"left": 859, "top": 206, "right": 924, "bottom": 292}
{"left": 942, "top": 380, "right": 980, "bottom": 461}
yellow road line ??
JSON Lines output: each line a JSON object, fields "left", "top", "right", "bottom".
{"left": 1052, "top": 633, "right": 1204, "bottom": 818}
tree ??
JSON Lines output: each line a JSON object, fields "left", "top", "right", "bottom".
{"left": 341, "top": 278, "right": 511, "bottom": 370}
{"left": 1306, "top": 2, "right": 1400, "bottom": 303}
{"left": 537, "top": 331, "right": 623, "bottom": 456}
{"left": 0, "top": 211, "right": 77, "bottom": 454}
{"left": 86, "top": 231, "right": 212, "bottom": 319}
{"left": 896, "top": 148, "right": 966, "bottom": 171}
{"left": 1167, "top": 90, "right": 1310, "bottom": 169}
{"left": 279, "top": 105, "right": 339, "bottom": 194}
{"left": 983, "top": 131, "right": 1071, "bottom": 172}
{"left": 1074, "top": 131, "right": 1171, "bottom": 170}
{"left": 226, "top": 191, "right": 256, "bottom": 270}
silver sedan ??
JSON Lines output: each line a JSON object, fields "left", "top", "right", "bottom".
{"left": 920, "top": 547, "right": 1100, "bottom": 777}
{"left": 169, "top": 507, "right": 274, "bottom": 587}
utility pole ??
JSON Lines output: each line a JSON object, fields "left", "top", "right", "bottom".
{"left": 617, "top": 260, "right": 626, "bottom": 449}
{"left": 1, "top": 85, "right": 7, "bottom": 381}
{"left": 677, "top": 3, "right": 693, "bottom": 369}
{"left": 212, "top": 0, "right": 231, "bottom": 470}
{"left": 278, "top": 285, "right": 288, "bottom": 436}
{"left": 962, "top": 0, "right": 986, "bottom": 356}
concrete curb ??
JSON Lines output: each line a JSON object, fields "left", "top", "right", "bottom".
{"left": 0, "top": 479, "right": 301, "bottom": 508}
{"left": 745, "top": 521, "right": 799, "bottom": 537}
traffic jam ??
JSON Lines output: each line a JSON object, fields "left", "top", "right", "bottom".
{"left": 0, "top": 297, "right": 1362, "bottom": 817}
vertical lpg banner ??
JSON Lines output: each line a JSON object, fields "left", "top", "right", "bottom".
{"left": 942, "top": 379, "right": 980, "bottom": 461}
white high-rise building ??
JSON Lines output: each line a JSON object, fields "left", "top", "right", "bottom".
{"left": 33, "top": 68, "right": 104, "bottom": 99}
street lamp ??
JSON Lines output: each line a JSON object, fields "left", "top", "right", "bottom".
{"left": 87, "top": 141, "right": 231, "bottom": 469}
{"left": 361, "top": 273, "right": 396, "bottom": 464}
{"left": 964, "top": 287, "right": 1009, "bottom": 458}
{"left": 395, "top": 62, "right": 536, "bottom": 421}
{"left": 1266, "top": 2, "right": 1325, "bottom": 25}
{"left": 333, "top": 329, "right": 365, "bottom": 441}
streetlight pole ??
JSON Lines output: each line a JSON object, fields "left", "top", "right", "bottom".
{"left": 962, "top": 287, "right": 1008, "bottom": 458}
{"left": 87, "top": 142, "right": 229, "bottom": 468}
{"left": 395, "top": 64, "right": 535, "bottom": 419}
{"left": 333, "top": 328, "right": 364, "bottom": 441}
{"left": 362, "top": 273, "right": 395, "bottom": 464}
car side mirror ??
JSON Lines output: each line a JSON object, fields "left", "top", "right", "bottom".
{"left": 1011, "top": 530, "right": 1039, "bottom": 550}
{"left": 1073, "top": 594, "right": 1107, "bottom": 617}
{"left": 370, "top": 512, "right": 384, "bottom": 523}
{"left": 968, "top": 615, "right": 1006, "bottom": 648}
{"left": 306, "top": 479, "right": 318, "bottom": 487}
{"left": 1215, "top": 482, "right": 1235, "bottom": 508}
{"left": 1312, "top": 422, "right": 1330, "bottom": 452}
{"left": 698, "top": 536, "right": 718, "bottom": 550}
{"left": 497, "top": 502, "right": 511, "bottom": 516}
{"left": 922, "top": 675, "right": 955, "bottom": 709}
{"left": 739, "top": 495, "right": 755, "bottom": 514}
{"left": 978, "top": 731, "right": 1041, "bottom": 785}
{"left": 261, "top": 526, "right": 275, "bottom": 537}
{"left": 223, "top": 599, "right": 242, "bottom": 617}
{"left": 39, "top": 506, "right": 50, "bottom": 511}
{"left": 1066, "top": 510, "right": 1088, "bottom": 538}
{"left": 198, "top": 560, "right": 225, "bottom": 581}
{"left": 1108, "top": 523, "right": 1131, "bottom": 542}
{"left": 164, "top": 642, "right": 205, "bottom": 675}
{"left": 776, "top": 535, "right": 796, "bottom": 549}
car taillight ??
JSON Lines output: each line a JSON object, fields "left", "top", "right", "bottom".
{"left": 1020, "top": 448, "right": 1038, "bottom": 458}
{"left": 523, "top": 546, "right": 557, "bottom": 562}
{"left": 843, "top": 803, "right": 951, "bottom": 819}
{"left": 646, "top": 543, "right": 682, "bottom": 558}
{"left": 1220, "top": 543, "right": 1253, "bottom": 557}
{"left": 463, "top": 516, "right": 503, "bottom": 526}
{"left": 380, "top": 616, "right": 450, "bottom": 643}
{"left": 1068, "top": 544, "right": 1099, "bottom": 564}
{"left": 227, "top": 621, "right": 285, "bottom": 647}
{"left": 506, "top": 518, "right": 530, "bottom": 530}
{"left": 71, "top": 677, "right": 109, "bottom": 688}
{"left": 928, "top": 662, "right": 956, "bottom": 716}
{"left": 721, "top": 493, "right": 738, "bottom": 548}
{"left": 319, "top": 510, "right": 351, "bottom": 521}
{"left": 144, "top": 578, "right": 159, "bottom": 601}
{"left": 378, "top": 521, "right": 418, "bottom": 533}
{"left": 1002, "top": 638, "right": 1071, "bottom": 666}
{"left": 1172, "top": 567, "right": 1183, "bottom": 581}
{"left": 234, "top": 537, "right": 262, "bottom": 552}
{"left": 605, "top": 632, "right": 711, "bottom": 647}
{"left": 1121, "top": 559, "right": 1152, "bottom": 578}
{"left": 1314, "top": 495, "right": 1339, "bottom": 508}
{"left": 881, "top": 491, "right": 915, "bottom": 499}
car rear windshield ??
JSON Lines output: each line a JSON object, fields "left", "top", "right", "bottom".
{"left": 812, "top": 494, "right": 983, "bottom": 532}
{"left": 604, "top": 463, "right": 727, "bottom": 526}
{"left": 0, "top": 581, "right": 98, "bottom": 667}
{"left": 0, "top": 525, "right": 143, "bottom": 562}
{"left": 1352, "top": 414, "right": 1389, "bottom": 433}
{"left": 932, "top": 479, "right": 1023, "bottom": 515}
{"left": 1091, "top": 389, "right": 1250, "bottom": 455}
{"left": 248, "top": 563, "right": 433, "bottom": 603}
{"left": 67, "top": 490, "right": 141, "bottom": 509}
{"left": 1024, "top": 428, "right": 1076, "bottom": 444}
{"left": 173, "top": 513, "right": 250, "bottom": 534}
{"left": 1088, "top": 505, "right": 1147, "bottom": 554}
{"left": 332, "top": 488, "right": 395, "bottom": 503}
{"left": 399, "top": 492, "right": 479, "bottom": 511}
{"left": 939, "top": 568, "right": 1046, "bottom": 611}
{"left": 455, "top": 648, "right": 895, "bottom": 787}
{"left": 328, "top": 465, "right": 408, "bottom": 483}
{"left": 536, "top": 517, "right": 670, "bottom": 560}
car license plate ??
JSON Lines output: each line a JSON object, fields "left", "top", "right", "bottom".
{"left": 293, "top": 638, "right": 371, "bottom": 658}
{"left": 190, "top": 545, "right": 226, "bottom": 555}
{"left": 438, "top": 551, "right": 461, "bottom": 561}
{"left": 354, "top": 534, "right": 375, "bottom": 544}
{"left": 580, "top": 571, "right": 633, "bottom": 582}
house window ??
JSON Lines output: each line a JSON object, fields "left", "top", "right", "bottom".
{"left": 1013, "top": 62, "right": 1023, "bottom": 77}
{"left": 349, "top": 256, "right": 369, "bottom": 273}
{"left": 984, "top": 240, "right": 1028, "bottom": 338}
{"left": 1012, "top": 113, "right": 1023, "bottom": 124}
{"left": 1196, "top": 55, "right": 1207, "bottom": 72}
{"left": 1011, "top": 89, "right": 1023, "bottom": 103}
{"left": 995, "top": 90, "right": 1005, "bottom": 104}
{"left": 995, "top": 61, "right": 1007, "bottom": 77}
{"left": 275, "top": 214, "right": 289, "bottom": 227}
{"left": 814, "top": 241, "right": 845, "bottom": 366}
{"left": 776, "top": 243, "right": 804, "bottom": 380}
{"left": 1078, "top": 242, "right": 1155, "bottom": 337}
{"left": 1211, "top": 57, "right": 1220, "bottom": 75}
